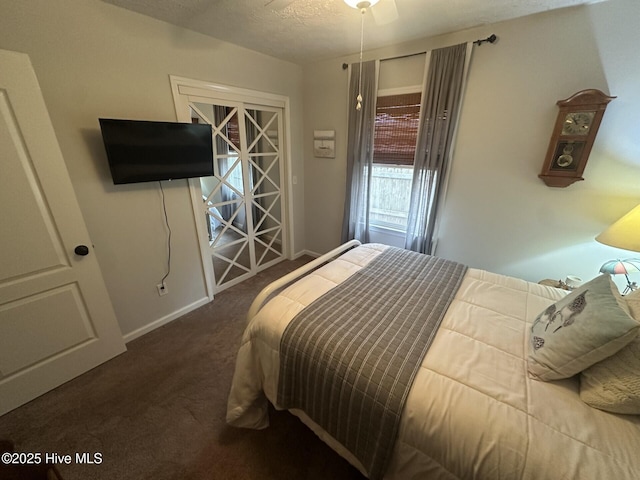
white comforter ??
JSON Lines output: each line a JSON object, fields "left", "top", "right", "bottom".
{"left": 226, "top": 243, "right": 640, "bottom": 479}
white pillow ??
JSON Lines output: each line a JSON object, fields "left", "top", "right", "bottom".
{"left": 528, "top": 275, "right": 639, "bottom": 381}
{"left": 580, "top": 288, "right": 640, "bottom": 414}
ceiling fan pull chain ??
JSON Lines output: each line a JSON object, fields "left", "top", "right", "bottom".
{"left": 356, "top": 6, "right": 365, "bottom": 111}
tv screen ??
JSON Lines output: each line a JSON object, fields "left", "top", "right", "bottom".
{"left": 99, "top": 118, "right": 214, "bottom": 185}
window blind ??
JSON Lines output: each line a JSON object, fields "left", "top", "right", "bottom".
{"left": 373, "top": 92, "right": 421, "bottom": 166}
{"left": 226, "top": 108, "right": 241, "bottom": 150}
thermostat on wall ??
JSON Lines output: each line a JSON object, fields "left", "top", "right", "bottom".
{"left": 314, "top": 130, "right": 335, "bottom": 158}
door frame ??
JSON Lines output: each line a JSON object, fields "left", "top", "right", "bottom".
{"left": 170, "top": 76, "right": 294, "bottom": 300}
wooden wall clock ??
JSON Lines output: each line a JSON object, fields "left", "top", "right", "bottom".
{"left": 539, "top": 89, "right": 615, "bottom": 187}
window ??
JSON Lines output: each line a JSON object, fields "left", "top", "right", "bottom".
{"left": 370, "top": 91, "right": 421, "bottom": 230}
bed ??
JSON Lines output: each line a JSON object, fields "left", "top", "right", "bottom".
{"left": 226, "top": 242, "right": 640, "bottom": 479}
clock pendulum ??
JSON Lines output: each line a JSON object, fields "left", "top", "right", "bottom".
{"left": 556, "top": 143, "right": 574, "bottom": 168}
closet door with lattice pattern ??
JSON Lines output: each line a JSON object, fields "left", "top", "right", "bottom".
{"left": 189, "top": 100, "right": 284, "bottom": 292}
{"left": 245, "top": 105, "right": 284, "bottom": 271}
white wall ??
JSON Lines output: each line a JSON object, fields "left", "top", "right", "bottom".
{"left": 3, "top": 0, "right": 638, "bottom": 342}
{"left": 303, "top": 0, "right": 640, "bottom": 288}
{"left": 0, "top": 0, "right": 305, "bottom": 339}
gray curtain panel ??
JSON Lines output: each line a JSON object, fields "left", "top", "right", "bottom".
{"left": 341, "top": 60, "right": 378, "bottom": 243}
{"left": 405, "top": 42, "right": 469, "bottom": 254}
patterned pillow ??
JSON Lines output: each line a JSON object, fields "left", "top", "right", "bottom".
{"left": 579, "top": 289, "right": 640, "bottom": 414}
{"left": 528, "top": 274, "right": 639, "bottom": 381}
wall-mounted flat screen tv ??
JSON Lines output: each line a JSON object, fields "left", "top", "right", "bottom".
{"left": 99, "top": 118, "right": 214, "bottom": 185}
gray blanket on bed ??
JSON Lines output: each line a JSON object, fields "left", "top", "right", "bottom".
{"left": 277, "top": 246, "right": 467, "bottom": 480}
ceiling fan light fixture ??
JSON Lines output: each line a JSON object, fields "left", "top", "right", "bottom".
{"left": 344, "top": 0, "right": 380, "bottom": 10}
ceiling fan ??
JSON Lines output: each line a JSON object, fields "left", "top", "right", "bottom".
{"left": 264, "top": 0, "right": 399, "bottom": 25}
{"left": 263, "top": 0, "right": 399, "bottom": 111}
{"left": 344, "top": 0, "right": 399, "bottom": 25}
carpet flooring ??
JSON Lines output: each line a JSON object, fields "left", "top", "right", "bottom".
{"left": 0, "top": 258, "right": 366, "bottom": 480}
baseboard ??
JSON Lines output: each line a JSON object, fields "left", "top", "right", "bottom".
{"left": 293, "top": 249, "right": 321, "bottom": 259}
{"left": 122, "top": 296, "right": 210, "bottom": 343}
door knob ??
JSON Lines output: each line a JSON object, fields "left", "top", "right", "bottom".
{"left": 74, "top": 245, "right": 90, "bottom": 256}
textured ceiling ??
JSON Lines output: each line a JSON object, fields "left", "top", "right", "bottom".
{"left": 101, "top": 0, "right": 605, "bottom": 64}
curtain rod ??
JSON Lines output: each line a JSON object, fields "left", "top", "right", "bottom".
{"left": 341, "top": 34, "right": 497, "bottom": 70}
{"left": 342, "top": 51, "right": 424, "bottom": 70}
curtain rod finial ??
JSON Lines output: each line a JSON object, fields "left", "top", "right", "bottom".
{"left": 474, "top": 34, "right": 497, "bottom": 46}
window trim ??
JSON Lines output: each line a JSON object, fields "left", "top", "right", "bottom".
{"left": 370, "top": 223, "right": 406, "bottom": 240}
{"left": 378, "top": 86, "right": 422, "bottom": 97}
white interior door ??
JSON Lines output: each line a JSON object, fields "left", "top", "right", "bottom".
{"left": 0, "top": 50, "right": 126, "bottom": 415}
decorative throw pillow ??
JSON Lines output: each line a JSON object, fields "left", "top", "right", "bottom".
{"left": 528, "top": 274, "right": 640, "bottom": 381}
{"left": 579, "top": 288, "right": 640, "bottom": 414}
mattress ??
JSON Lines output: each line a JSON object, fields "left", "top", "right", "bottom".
{"left": 226, "top": 243, "right": 640, "bottom": 479}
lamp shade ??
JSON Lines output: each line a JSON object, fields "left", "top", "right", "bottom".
{"left": 595, "top": 204, "right": 640, "bottom": 253}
